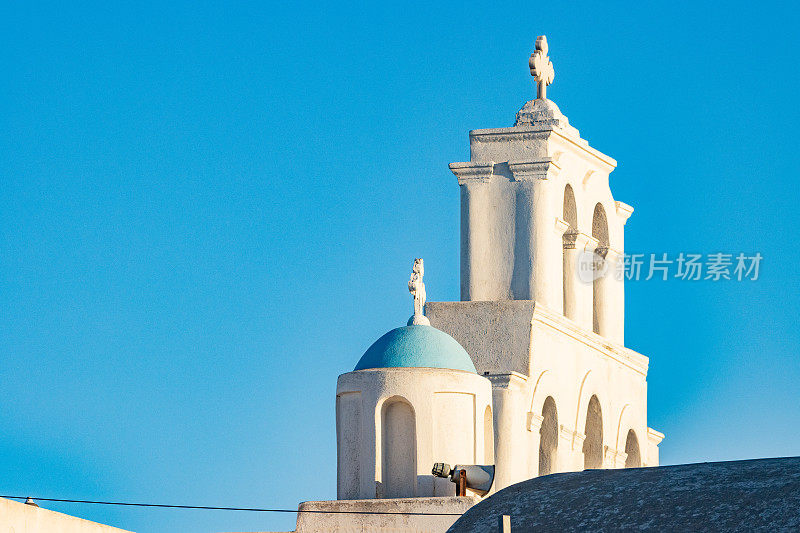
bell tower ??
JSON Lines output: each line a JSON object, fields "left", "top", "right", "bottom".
{"left": 427, "top": 36, "right": 663, "bottom": 491}
{"left": 448, "top": 35, "right": 628, "bottom": 342}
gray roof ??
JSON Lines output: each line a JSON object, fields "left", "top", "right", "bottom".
{"left": 449, "top": 457, "right": 800, "bottom": 532}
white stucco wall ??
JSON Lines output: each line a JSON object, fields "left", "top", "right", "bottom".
{"left": 295, "top": 496, "right": 478, "bottom": 533}
{"left": 0, "top": 497, "right": 132, "bottom": 533}
{"left": 428, "top": 300, "right": 660, "bottom": 491}
{"left": 336, "top": 368, "right": 492, "bottom": 500}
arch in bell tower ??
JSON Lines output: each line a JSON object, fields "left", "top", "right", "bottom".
{"left": 538, "top": 396, "right": 559, "bottom": 476}
{"left": 583, "top": 395, "right": 603, "bottom": 469}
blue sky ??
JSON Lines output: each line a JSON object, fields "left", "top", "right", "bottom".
{"left": 1, "top": 1, "right": 799, "bottom": 532}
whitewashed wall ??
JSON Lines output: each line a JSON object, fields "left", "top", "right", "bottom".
{"left": 336, "top": 368, "right": 492, "bottom": 500}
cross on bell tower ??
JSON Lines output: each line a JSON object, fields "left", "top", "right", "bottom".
{"left": 529, "top": 35, "right": 554, "bottom": 100}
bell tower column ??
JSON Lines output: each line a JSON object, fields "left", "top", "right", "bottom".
{"left": 508, "top": 160, "right": 563, "bottom": 306}
{"left": 451, "top": 162, "right": 515, "bottom": 301}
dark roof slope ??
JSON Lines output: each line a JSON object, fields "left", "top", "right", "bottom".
{"left": 449, "top": 457, "right": 800, "bottom": 532}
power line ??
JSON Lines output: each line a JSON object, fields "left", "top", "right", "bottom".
{"left": 0, "top": 495, "right": 464, "bottom": 516}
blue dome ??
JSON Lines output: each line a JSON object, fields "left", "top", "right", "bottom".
{"left": 354, "top": 325, "right": 476, "bottom": 373}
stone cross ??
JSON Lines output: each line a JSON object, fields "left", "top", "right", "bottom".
{"left": 408, "top": 258, "right": 429, "bottom": 325}
{"left": 529, "top": 35, "right": 554, "bottom": 100}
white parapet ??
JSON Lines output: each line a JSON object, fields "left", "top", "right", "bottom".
{"left": 295, "top": 496, "right": 479, "bottom": 533}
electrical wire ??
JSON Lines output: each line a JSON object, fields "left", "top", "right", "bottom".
{"left": 0, "top": 495, "right": 465, "bottom": 516}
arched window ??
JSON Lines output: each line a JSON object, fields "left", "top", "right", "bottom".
{"left": 538, "top": 396, "right": 558, "bottom": 476}
{"left": 624, "top": 429, "right": 641, "bottom": 468}
{"left": 484, "top": 405, "right": 494, "bottom": 464}
{"left": 562, "top": 185, "right": 578, "bottom": 320}
{"left": 381, "top": 398, "right": 416, "bottom": 498}
{"left": 583, "top": 395, "right": 603, "bottom": 469}
{"left": 591, "top": 203, "right": 609, "bottom": 335}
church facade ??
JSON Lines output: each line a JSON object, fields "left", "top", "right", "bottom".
{"left": 295, "top": 36, "right": 663, "bottom": 532}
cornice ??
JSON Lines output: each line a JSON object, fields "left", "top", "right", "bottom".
{"left": 647, "top": 427, "right": 665, "bottom": 445}
{"left": 508, "top": 158, "right": 561, "bottom": 181}
{"left": 527, "top": 412, "right": 544, "bottom": 432}
{"left": 554, "top": 217, "right": 570, "bottom": 236}
{"left": 615, "top": 201, "right": 634, "bottom": 223}
{"left": 596, "top": 246, "right": 624, "bottom": 263}
{"left": 448, "top": 161, "right": 495, "bottom": 184}
{"left": 581, "top": 233, "right": 600, "bottom": 252}
{"left": 561, "top": 426, "right": 586, "bottom": 450}
{"left": 563, "top": 230, "right": 599, "bottom": 251}
{"left": 487, "top": 371, "right": 529, "bottom": 390}
{"left": 468, "top": 125, "right": 617, "bottom": 170}
{"left": 469, "top": 128, "right": 552, "bottom": 145}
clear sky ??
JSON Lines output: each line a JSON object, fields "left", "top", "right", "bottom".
{"left": 2, "top": 1, "right": 799, "bottom": 532}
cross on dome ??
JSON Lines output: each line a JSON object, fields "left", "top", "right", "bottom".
{"left": 529, "top": 35, "right": 554, "bottom": 100}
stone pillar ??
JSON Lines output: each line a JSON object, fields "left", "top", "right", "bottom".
{"left": 450, "top": 162, "right": 498, "bottom": 301}
{"left": 646, "top": 427, "right": 664, "bottom": 467}
{"left": 527, "top": 412, "right": 544, "bottom": 478}
{"left": 611, "top": 448, "right": 628, "bottom": 469}
{"left": 602, "top": 446, "right": 626, "bottom": 469}
{"left": 552, "top": 218, "right": 570, "bottom": 314}
{"left": 509, "top": 160, "right": 560, "bottom": 304}
{"left": 564, "top": 428, "right": 586, "bottom": 472}
{"left": 564, "top": 231, "right": 595, "bottom": 326}
{"left": 570, "top": 233, "right": 599, "bottom": 331}
{"left": 611, "top": 201, "right": 633, "bottom": 344}
{"left": 532, "top": 178, "right": 559, "bottom": 307}
{"left": 461, "top": 180, "right": 492, "bottom": 300}
{"left": 511, "top": 179, "right": 535, "bottom": 300}
{"left": 606, "top": 248, "right": 625, "bottom": 344}
{"left": 490, "top": 373, "right": 528, "bottom": 490}
{"left": 595, "top": 247, "right": 623, "bottom": 342}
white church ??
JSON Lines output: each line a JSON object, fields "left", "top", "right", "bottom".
{"left": 0, "top": 35, "right": 667, "bottom": 533}
{"left": 292, "top": 35, "right": 664, "bottom": 533}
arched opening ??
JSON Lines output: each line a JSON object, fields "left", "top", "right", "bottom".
{"left": 538, "top": 396, "right": 558, "bottom": 476}
{"left": 624, "top": 429, "right": 641, "bottom": 468}
{"left": 583, "top": 395, "right": 603, "bottom": 469}
{"left": 483, "top": 405, "right": 494, "bottom": 464}
{"left": 562, "top": 185, "right": 578, "bottom": 320}
{"left": 381, "top": 398, "right": 416, "bottom": 498}
{"left": 591, "top": 203, "right": 609, "bottom": 335}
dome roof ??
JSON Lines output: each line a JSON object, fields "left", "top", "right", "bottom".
{"left": 449, "top": 457, "right": 800, "bottom": 532}
{"left": 354, "top": 325, "right": 476, "bottom": 373}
